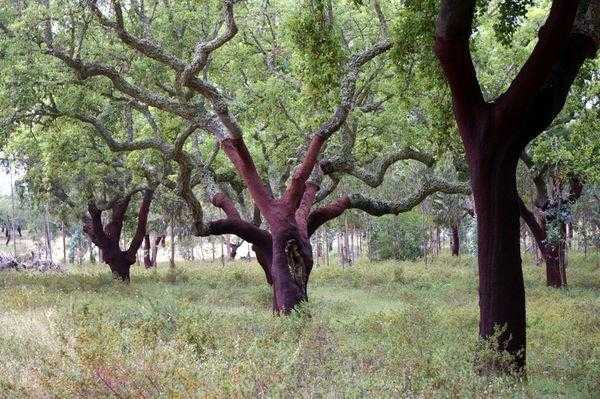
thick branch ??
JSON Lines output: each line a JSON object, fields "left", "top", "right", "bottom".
{"left": 308, "top": 178, "right": 470, "bottom": 235}
{"left": 220, "top": 138, "right": 274, "bottom": 213}
{"left": 434, "top": 0, "right": 484, "bottom": 136}
{"left": 284, "top": 39, "right": 392, "bottom": 208}
{"left": 55, "top": 110, "right": 174, "bottom": 155}
{"left": 517, "top": 11, "right": 599, "bottom": 146}
{"left": 105, "top": 194, "right": 133, "bottom": 242}
{"left": 518, "top": 196, "right": 547, "bottom": 250}
{"left": 320, "top": 148, "right": 436, "bottom": 188}
{"left": 126, "top": 189, "right": 155, "bottom": 257}
{"left": 498, "top": 0, "right": 581, "bottom": 122}
{"left": 201, "top": 218, "right": 272, "bottom": 249}
{"left": 178, "top": 0, "right": 238, "bottom": 88}
{"left": 47, "top": 47, "right": 199, "bottom": 120}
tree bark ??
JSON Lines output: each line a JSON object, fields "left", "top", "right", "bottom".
{"left": 269, "top": 227, "right": 312, "bottom": 312}
{"left": 83, "top": 190, "right": 154, "bottom": 282}
{"left": 44, "top": 204, "right": 53, "bottom": 262}
{"left": 62, "top": 221, "right": 67, "bottom": 264}
{"left": 472, "top": 153, "right": 526, "bottom": 371}
{"left": 170, "top": 223, "right": 176, "bottom": 269}
{"left": 435, "top": 0, "right": 597, "bottom": 373}
{"left": 451, "top": 224, "right": 460, "bottom": 256}
{"left": 143, "top": 234, "right": 152, "bottom": 267}
{"left": 198, "top": 237, "right": 204, "bottom": 261}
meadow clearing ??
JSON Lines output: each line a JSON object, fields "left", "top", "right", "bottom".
{"left": 0, "top": 254, "right": 598, "bottom": 398}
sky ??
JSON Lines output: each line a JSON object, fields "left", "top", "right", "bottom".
{"left": 0, "top": 165, "right": 23, "bottom": 197}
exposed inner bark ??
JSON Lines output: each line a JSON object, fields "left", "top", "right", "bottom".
{"left": 435, "top": 0, "right": 597, "bottom": 373}
{"left": 270, "top": 231, "right": 312, "bottom": 312}
{"left": 472, "top": 151, "right": 526, "bottom": 372}
{"left": 83, "top": 190, "right": 154, "bottom": 282}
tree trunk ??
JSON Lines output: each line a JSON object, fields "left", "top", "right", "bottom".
{"left": 325, "top": 230, "right": 330, "bottom": 267}
{"left": 143, "top": 234, "right": 152, "bottom": 267}
{"left": 220, "top": 235, "right": 225, "bottom": 266}
{"left": 150, "top": 236, "right": 161, "bottom": 267}
{"left": 435, "top": 225, "right": 441, "bottom": 256}
{"left": 44, "top": 204, "right": 53, "bottom": 262}
{"left": 198, "top": 237, "right": 204, "bottom": 261}
{"left": 170, "top": 224, "right": 176, "bottom": 269}
{"left": 269, "top": 228, "right": 312, "bottom": 312}
{"left": 211, "top": 237, "right": 215, "bottom": 262}
{"left": 543, "top": 246, "right": 564, "bottom": 288}
{"left": 520, "top": 201, "right": 568, "bottom": 288}
{"left": 451, "top": 224, "right": 460, "bottom": 256}
{"left": 62, "top": 222, "right": 67, "bottom": 265}
{"left": 99, "top": 245, "right": 133, "bottom": 282}
{"left": 472, "top": 155, "right": 526, "bottom": 372}
{"left": 89, "top": 242, "right": 96, "bottom": 264}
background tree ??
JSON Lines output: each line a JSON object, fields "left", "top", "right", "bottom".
{"left": 0, "top": 0, "right": 469, "bottom": 310}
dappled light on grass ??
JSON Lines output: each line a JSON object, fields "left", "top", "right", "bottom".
{"left": 0, "top": 254, "right": 599, "bottom": 397}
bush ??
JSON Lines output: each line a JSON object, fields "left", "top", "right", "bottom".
{"left": 368, "top": 212, "right": 427, "bottom": 261}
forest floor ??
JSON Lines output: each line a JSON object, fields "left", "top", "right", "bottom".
{"left": 0, "top": 253, "right": 599, "bottom": 398}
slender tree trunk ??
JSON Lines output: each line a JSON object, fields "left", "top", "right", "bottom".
{"left": 344, "top": 220, "right": 351, "bottom": 265}
{"left": 325, "top": 231, "right": 330, "bottom": 267}
{"left": 336, "top": 232, "right": 341, "bottom": 266}
{"left": 211, "top": 237, "right": 215, "bottom": 262}
{"left": 89, "top": 242, "right": 96, "bottom": 264}
{"left": 220, "top": 235, "right": 225, "bottom": 266}
{"left": 62, "top": 221, "right": 67, "bottom": 264}
{"left": 435, "top": 225, "right": 441, "bottom": 256}
{"left": 9, "top": 161, "right": 17, "bottom": 257}
{"left": 151, "top": 236, "right": 162, "bottom": 266}
{"left": 198, "top": 237, "right": 204, "bottom": 261}
{"left": 451, "top": 224, "right": 460, "bottom": 256}
{"left": 143, "top": 234, "right": 152, "bottom": 267}
{"left": 170, "top": 223, "right": 176, "bottom": 269}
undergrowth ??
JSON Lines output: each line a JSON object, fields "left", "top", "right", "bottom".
{"left": 0, "top": 253, "right": 598, "bottom": 397}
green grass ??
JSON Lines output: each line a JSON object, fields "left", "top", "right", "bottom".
{"left": 0, "top": 253, "right": 599, "bottom": 398}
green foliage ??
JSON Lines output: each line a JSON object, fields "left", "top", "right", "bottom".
{"left": 493, "top": 0, "right": 535, "bottom": 45}
{"left": 368, "top": 212, "right": 427, "bottom": 261}
{"left": 286, "top": 0, "right": 345, "bottom": 107}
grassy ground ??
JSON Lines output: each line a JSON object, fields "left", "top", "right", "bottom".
{"left": 0, "top": 253, "right": 599, "bottom": 398}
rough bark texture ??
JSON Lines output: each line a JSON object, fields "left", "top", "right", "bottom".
{"left": 435, "top": 0, "right": 598, "bottom": 372}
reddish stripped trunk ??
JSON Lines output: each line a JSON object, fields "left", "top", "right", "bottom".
{"left": 451, "top": 224, "right": 460, "bottom": 256}
{"left": 269, "top": 226, "right": 313, "bottom": 311}
{"left": 435, "top": 0, "right": 596, "bottom": 373}
{"left": 83, "top": 190, "right": 154, "bottom": 282}
{"left": 472, "top": 152, "right": 526, "bottom": 371}
{"left": 102, "top": 244, "right": 135, "bottom": 282}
